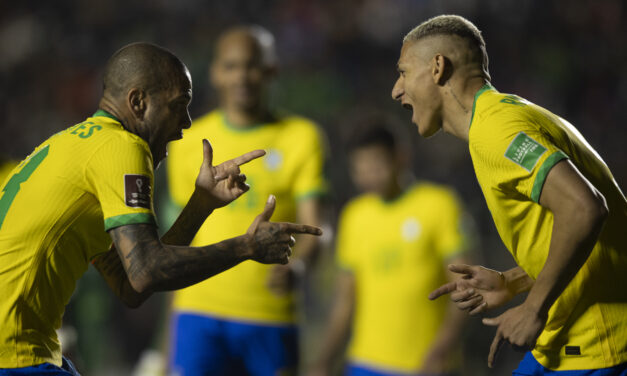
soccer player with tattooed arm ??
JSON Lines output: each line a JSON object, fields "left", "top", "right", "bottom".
{"left": 392, "top": 15, "right": 627, "bottom": 376}
{"left": 0, "top": 42, "right": 321, "bottom": 376}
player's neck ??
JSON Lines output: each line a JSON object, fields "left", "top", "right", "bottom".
{"left": 441, "top": 76, "right": 487, "bottom": 143}
{"left": 222, "top": 105, "right": 272, "bottom": 129}
{"left": 381, "top": 178, "right": 404, "bottom": 202}
{"left": 97, "top": 99, "right": 134, "bottom": 133}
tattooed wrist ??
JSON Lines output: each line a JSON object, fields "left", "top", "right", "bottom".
{"left": 189, "top": 188, "right": 219, "bottom": 212}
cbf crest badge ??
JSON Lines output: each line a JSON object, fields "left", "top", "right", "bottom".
{"left": 264, "top": 149, "right": 283, "bottom": 171}
{"left": 401, "top": 217, "right": 421, "bottom": 241}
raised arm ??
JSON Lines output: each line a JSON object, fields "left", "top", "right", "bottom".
{"left": 483, "top": 159, "right": 608, "bottom": 367}
{"left": 94, "top": 139, "right": 279, "bottom": 306}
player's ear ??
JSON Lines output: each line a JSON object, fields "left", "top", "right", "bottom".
{"left": 128, "top": 88, "right": 147, "bottom": 120}
{"left": 431, "top": 54, "right": 452, "bottom": 86}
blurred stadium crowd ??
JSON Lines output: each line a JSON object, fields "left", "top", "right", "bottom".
{"left": 1, "top": 0, "right": 625, "bottom": 375}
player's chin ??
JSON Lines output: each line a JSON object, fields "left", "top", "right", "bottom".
{"left": 415, "top": 118, "right": 440, "bottom": 138}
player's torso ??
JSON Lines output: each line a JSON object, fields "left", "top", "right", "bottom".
{"left": 470, "top": 89, "right": 627, "bottom": 369}
{"left": 170, "top": 110, "right": 323, "bottom": 323}
{"left": 470, "top": 90, "right": 625, "bottom": 272}
{"left": 0, "top": 116, "right": 137, "bottom": 367}
{"left": 344, "top": 184, "right": 456, "bottom": 371}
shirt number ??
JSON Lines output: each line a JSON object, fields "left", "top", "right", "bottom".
{"left": 0, "top": 145, "right": 50, "bottom": 229}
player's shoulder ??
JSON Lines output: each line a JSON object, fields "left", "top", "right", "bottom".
{"left": 184, "top": 110, "right": 223, "bottom": 138}
{"left": 193, "top": 110, "right": 222, "bottom": 128}
{"left": 168, "top": 110, "right": 222, "bottom": 157}
{"left": 276, "top": 113, "right": 322, "bottom": 136}
{"left": 472, "top": 88, "right": 550, "bottom": 134}
{"left": 341, "top": 193, "right": 380, "bottom": 217}
{"left": 409, "top": 181, "right": 462, "bottom": 208}
{"left": 55, "top": 113, "right": 149, "bottom": 154}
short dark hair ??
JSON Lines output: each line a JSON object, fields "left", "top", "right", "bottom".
{"left": 344, "top": 112, "right": 408, "bottom": 154}
{"left": 404, "top": 15, "right": 489, "bottom": 78}
{"left": 103, "top": 42, "right": 187, "bottom": 97}
{"left": 214, "top": 25, "right": 277, "bottom": 67}
{"left": 347, "top": 125, "right": 397, "bottom": 153}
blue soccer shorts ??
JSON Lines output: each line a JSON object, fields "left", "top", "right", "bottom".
{"left": 0, "top": 357, "right": 80, "bottom": 375}
{"left": 513, "top": 352, "right": 627, "bottom": 376}
{"left": 345, "top": 362, "right": 458, "bottom": 376}
{"left": 169, "top": 312, "right": 299, "bottom": 376}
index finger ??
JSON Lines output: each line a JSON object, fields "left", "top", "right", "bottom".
{"left": 428, "top": 282, "right": 457, "bottom": 300}
{"left": 448, "top": 264, "right": 475, "bottom": 276}
{"left": 279, "top": 222, "right": 323, "bottom": 236}
{"left": 231, "top": 149, "right": 266, "bottom": 166}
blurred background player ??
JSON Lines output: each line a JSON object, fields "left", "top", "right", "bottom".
{"left": 308, "top": 118, "right": 474, "bottom": 376}
{"left": 166, "top": 25, "right": 327, "bottom": 375}
{"left": 394, "top": 15, "right": 627, "bottom": 375}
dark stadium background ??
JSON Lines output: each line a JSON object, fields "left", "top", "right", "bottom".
{"left": 1, "top": 1, "right": 625, "bottom": 375}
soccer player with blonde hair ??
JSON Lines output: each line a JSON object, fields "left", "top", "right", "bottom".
{"left": 393, "top": 14, "right": 627, "bottom": 375}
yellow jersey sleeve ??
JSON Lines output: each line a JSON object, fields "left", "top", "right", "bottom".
{"left": 85, "top": 137, "right": 156, "bottom": 231}
{"left": 290, "top": 120, "right": 328, "bottom": 200}
{"left": 471, "top": 115, "right": 568, "bottom": 203}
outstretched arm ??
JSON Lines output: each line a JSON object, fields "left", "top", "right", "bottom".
{"left": 109, "top": 195, "right": 322, "bottom": 295}
{"left": 94, "top": 140, "right": 266, "bottom": 306}
{"left": 483, "top": 160, "right": 608, "bottom": 367}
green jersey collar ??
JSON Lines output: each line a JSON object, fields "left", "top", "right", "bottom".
{"left": 469, "top": 83, "right": 495, "bottom": 129}
{"left": 93, "top": 109, "right": 121, "bottom": 123}
{"left": 222, "top": 111, "right": 265, "bottom": 132}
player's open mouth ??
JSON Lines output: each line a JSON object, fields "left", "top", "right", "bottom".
{"left": 402, "top": 103, "right": 413, "bottom": 111}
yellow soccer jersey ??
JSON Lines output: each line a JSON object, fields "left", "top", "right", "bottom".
{"left": 469, "top": 85, "right": 627, "bottom": 370}
{"left": 336, "top": 183, "right": 468, "bottom": 372}
{"left": 167, "top": 110, "right": 326, "bottom": 323}
{"left": 0, "top": 110, "right": 156, "bottom": 368}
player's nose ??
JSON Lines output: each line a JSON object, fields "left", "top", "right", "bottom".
{"left": 182, "top": 111, "right": 192, "bottom": 129}
{"left": 391, "top": 78, "right": 404, "bottom": 101}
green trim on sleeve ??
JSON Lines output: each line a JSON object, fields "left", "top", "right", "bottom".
{"left": 469, "top": 83, "right": 494, "bottom": 129}
{"left": 104, "top": 213, "right": 156, "bottom": 231}
{"left": 93, "top": 109, "right": 121, "bottom": 123}
{"left": 530, "top": 151, "right": 569, "bottom": 203}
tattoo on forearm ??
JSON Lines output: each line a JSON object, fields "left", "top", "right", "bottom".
{"left": 161, "top": 194, "right": 212, "bottom": 246}
{"left": 109, "top": 224, "right": 247, "bottom": 292}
